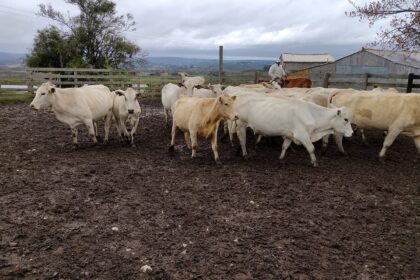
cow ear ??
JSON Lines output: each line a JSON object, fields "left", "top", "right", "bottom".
{"left": 337, "top": 109, "right": 341, "bottom": 116}
{"left": 221, "top": 85, "right": 226, "bottom": 90}
{"left": 231, "top": 95, "right": 237, "bottom": 101}
{"left": 115, "top": 90, "right": 125, "bottom": 96}
{"left": 218, "top": 96, "right": 223, "bottom": 103}
{"left": 49, "top": 87, "right": 55, "bottom": 94}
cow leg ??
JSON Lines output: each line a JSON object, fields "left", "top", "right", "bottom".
{"left": 321, "top": 135, "right": 329, "bottom": 155}
{"left": 228, "top": 120, "right": 236, "bottom": 147}
{"left": 114, "top": 118, "right": 122, "bottom": 140}
{"left": 379, "top": 128, "right": 402, "bottom": 159}
{"left": 84, "top": 120, "right": 98, "bottom": 144}
{"left": 211, "top": 128, "right": 220, "bottom": 162}
{"left": 169, "top": 119, "right": 177, "bottom": 151}
{"left": 256, "top": 135, "right": 262, "bottom": 145}
{"left": 104, "top": 112, "right": 112, "bottom": 144}
{"left": 358, "top": 128, "right": 369, "bottom": 145}
{"left": 236, "top": 122, "right": 248, "bottom": 157}
{"left": 334, "top": 133, "right": 346, "bottom": 155}
{"left": 93, "top": 122, "right": 99, "bottom": 137}
{"left": 164, "top": 109, "right": 169, "bottom": 126}
{"left": 119, "top": 119, "right": 130, "bottom": 144}
{"left": 279, "top": 138, "right": 292, "bottom": 160}
{"left": 184, "top": 132, "right": 192, "bottom": 149}
{"left": 71, "top": 126, "right": 78, "bottom": 148}
{"left": 130, "top": 117, "right": 140, "bottom": 146}
{"left": 414, "top": 136, "right": 420, "bottom": 154}
{"left": 219, "top": 121, "right": 229, "bottom": 142}
{"left": 300, "top": 136, "right": 317, "bottom": 167}
{"left": 190, "top": 130, "right": 198, "bottom": 158}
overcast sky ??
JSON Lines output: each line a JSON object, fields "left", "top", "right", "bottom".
{"left": 0, "top": 0, "right": 384, "bottom": 60}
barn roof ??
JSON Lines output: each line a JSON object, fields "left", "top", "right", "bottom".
{"left": 364, "top": 48, "right": 420, "bottom": 69}
{"left": 281, "top": 53, "right": 335, "bottom": 63}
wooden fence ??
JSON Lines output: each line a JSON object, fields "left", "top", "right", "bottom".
{"left": 309, "top": 72, "right": 420, "bottom": 93}
{"left": 0, "top": 67, "right": 418, "bottom": 94}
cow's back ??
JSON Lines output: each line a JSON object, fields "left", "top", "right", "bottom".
{"left": 54, "top": 86, "right": 113, "bottom": 122}
{"left": 332, "top": 92, "right": 420, "bottom": 131}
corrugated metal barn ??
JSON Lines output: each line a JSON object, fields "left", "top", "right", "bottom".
{"left": 280, "top": 53, "right": 335, "bottom": 73}
{"left": 308, "top": 48, "right": 420, "bottom": 75}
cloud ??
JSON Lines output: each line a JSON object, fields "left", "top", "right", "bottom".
{"left": 0, "top": 0, "right": 381, "bottom": 59}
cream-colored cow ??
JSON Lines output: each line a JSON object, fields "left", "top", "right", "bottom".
{"left": 328, "top": 90, "right": 420, "bottom": 159}
{"left": 169, "top": 94, "right": 238, "bottom": 161}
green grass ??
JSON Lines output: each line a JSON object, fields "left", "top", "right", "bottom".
{"left": 0, "top": 90, "right": 33, "bottom": 105}
{"left": 0, "top": 78, "right": 26, "bottom": 84}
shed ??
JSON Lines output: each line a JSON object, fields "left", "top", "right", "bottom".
{"left": 307, "top": 48, "right": 420, "bottom": 76}
{"left": 280, "top": 53, "right": 335, "bottom": 73}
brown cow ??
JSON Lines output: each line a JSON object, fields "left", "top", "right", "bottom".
{"left": 283, "top": 76, "right": 312, "bottom": 88}
{"left": 170, "top": 94, "right": 238, "bottom": 161}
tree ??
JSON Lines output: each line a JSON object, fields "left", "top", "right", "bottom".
{"left": 347, "top": 0, "right": 420, "bottom": 52}
{"left": 26, "top": 27, "right": 68, "bottom": 68}
{"left": 26, "top": 0, "right": 146, "bottom": 68}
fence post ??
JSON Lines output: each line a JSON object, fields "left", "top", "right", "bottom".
{"left": 26, "top": 69, "right": 34, "bottom": 93}
{"left": 322, "top": 73, "right": 331, "bottom": 88}
{"left": 254, "top": 71, "right": 259, "bottom": 83}
{"left": 407, "top": 73, "right": 414, "bottom": 93}
{"left": 74, "top": 71, "right": 78, "bottom": 87}
{"left": 219, "top": 45, "right": 223, "bottom": 84}
{"left": 362, "top": 73, "right": 369, "bottom": 90}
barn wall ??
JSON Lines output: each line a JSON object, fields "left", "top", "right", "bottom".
{"left": 308, "top": 50, "right": 420, "bottom": 76}
{"left": 284, "top": 62, "right": 329, "bottom": 73}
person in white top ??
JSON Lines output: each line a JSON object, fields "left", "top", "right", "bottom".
{"left": 268, "top": 58, "right": 286, "bottom": 86}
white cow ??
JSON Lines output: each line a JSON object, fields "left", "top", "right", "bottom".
{"left": 113, "top": 88, "right": 142, "bottom": 146}
{"left": 328, "top": 89, "right": 420, "bottom": 159}
{"left": 192, "top": 84, "right": 225, "bottom": 98}
{"left": 178, "top": 72, "right": 206, "bottom": 96}
{"left": 161, "top": 83, "right": 187, "bottom": 125}
{"left": 30, "top": 82, "right": 114, "bottom": 147}
{"left": 233, "top": 95, "right": 353, "bottom": 166}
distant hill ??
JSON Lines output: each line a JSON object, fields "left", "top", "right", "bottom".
{"left": 143, "top": 57, "right": 272, "bottom": 71}
{"left": 0, "top": 52, "right": 25, "bottom": 66}
{"left": 0, "top": 52, "right": 272, "bottom": 71}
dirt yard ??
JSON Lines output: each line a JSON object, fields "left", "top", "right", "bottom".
{"left": 0, "top": 100, "right": 419, "bottom": 279}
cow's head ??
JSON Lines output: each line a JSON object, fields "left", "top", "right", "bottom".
{"left": 115, "top": 88, "right": 140, "bottom": 114}
{"left": 209, "top": 84, "right": 225, "bottom": 96}
{"left": 30, "top": 81, "right": 56, "bottom": 111}
{"left": 331, "top": 108, "right": 353, "bottom": 137}
{"left": 177, "top": 72, "right": 189, "bottom": 82}
{"left": 217, "top": 94, "right": 238, "bottom": 121}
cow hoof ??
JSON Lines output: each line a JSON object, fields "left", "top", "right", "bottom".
{"left": 312, "top": 161, "right": 319, "bottom": 167}
{"left": 378, "top": 156, "right": 386, "bottom": 163}
{"left": 243, "top": 154, "right": 250, "bottom": 160}
{"left": 72, "top": 144, "right": 79, "bottom": 150}
{"left": 131, "top": 143, "right": 136, "bottom": 148}
{"left": 168, "top": 145, "right": 175, "bottom": 152}
{"left": 215, "top": 159, "right": 222, "bottom": 165}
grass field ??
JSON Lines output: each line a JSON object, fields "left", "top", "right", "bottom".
{"left": 0, "top": 90, "right": 33, "bottom": 105}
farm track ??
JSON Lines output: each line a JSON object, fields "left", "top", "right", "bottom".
{"left": 0, "top": 100, "right": 419, "bottom": 279}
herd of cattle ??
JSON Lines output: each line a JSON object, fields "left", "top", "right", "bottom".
{"left": 29, "top": 72, "right": 420, "bottom": 166}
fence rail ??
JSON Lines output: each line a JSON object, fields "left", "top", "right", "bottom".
{"left": 0, "top": 67, "right": 418, "bottom": 94}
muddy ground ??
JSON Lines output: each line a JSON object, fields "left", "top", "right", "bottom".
{"left": 0, "top": 100, "right": 419, "bottom": 279}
